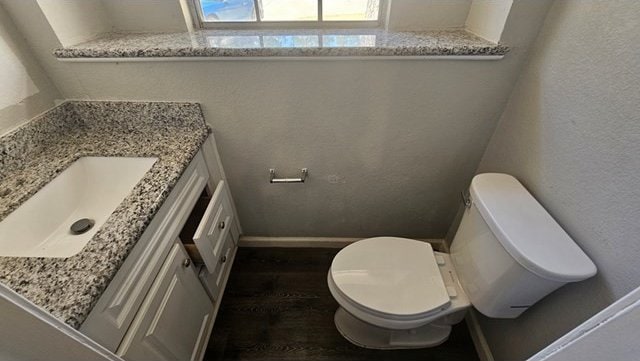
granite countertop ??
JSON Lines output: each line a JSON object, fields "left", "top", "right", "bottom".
{"left": 54, "top": 29, "right": 509, "bottom": 59}
{"left": 0, "top": 101, "right": 209, "bottom": 328}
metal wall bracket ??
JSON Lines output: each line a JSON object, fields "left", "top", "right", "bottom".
{"left": 270, "top": 168, "right": 308, "bottom": 183}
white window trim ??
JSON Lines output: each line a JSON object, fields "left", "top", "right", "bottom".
{"left": 188, "top": 0, "right": 387, "bottom": 29}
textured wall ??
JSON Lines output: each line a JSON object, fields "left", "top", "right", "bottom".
{"left": 386, "top": 0, "right": 472, "bottom": 30}
{"left": 101, "top": 0, "right": 189, "bottom": 33}
{"left": 0, "top": 4, "right": 60, "bottom": 135}
{"left": 1, "top": 0, "right": 551, "bottom": 238}
{"left": 477, "top": 1, "right": 640, "bottom": 360}
{"left": 36, "top": 0, "right": 111, "bottom": 47}
{"left": 465, "top": 0, "right": 512, "bottom": 42}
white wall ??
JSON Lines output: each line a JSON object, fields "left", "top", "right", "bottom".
{"left": 466, "top": 0, "right": 513, "bottom": 42}
{"left": 101, "top": 0, "right": 189, "bottom": 33}
{"left": 0, "top": 3, "right": 60, "bottom": 135}
{"left": 36, "top": 0, "right": 111, "bottom": 47}
{"left": 0, "top": 15, "right": 38, "bottom": 109}
{"left": 476, "top": 1, "right": 640, "bottom": 360}
{"left": 386, "top": 0, "right": 472, "bottom": 30}
{"left": 0, "top": 0, "right": 552, "bottom": 238}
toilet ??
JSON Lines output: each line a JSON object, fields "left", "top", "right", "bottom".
{"left": 327, "top": 173, "right": 597, "bottom": 349}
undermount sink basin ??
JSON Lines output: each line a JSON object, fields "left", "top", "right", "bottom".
{"left": 0, "top": 157, "right": 157, "bottom": 258}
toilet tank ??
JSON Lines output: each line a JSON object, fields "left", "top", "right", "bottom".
{"left": 450, "top": 173, "right": 597, "bottom": 318}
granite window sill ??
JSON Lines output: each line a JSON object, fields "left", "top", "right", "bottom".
{"left": 53, "top": 29, "right": 509, "bottom": 61}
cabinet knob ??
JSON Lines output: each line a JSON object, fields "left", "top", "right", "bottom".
{"left": 220, "top": 255, "right": 227, "bottom": 263}
{"left": 218, "top": 221, "right": 225, "bottom": 230}
{"left": 182, "top": 258, "right": 191, "bottom": 268}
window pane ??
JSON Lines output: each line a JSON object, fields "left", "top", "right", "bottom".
{"left": 200, "top": 0, "right": 256, "bottom": 22}
{"left": 260, "top": 0, "right": 318, "bottom": 21}
{"left": 323, "top": 0, "right": 380, "bottom": 21}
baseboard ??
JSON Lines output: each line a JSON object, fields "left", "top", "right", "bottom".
{"left": 466, "top": 309, "right": 495, "bottom": 361}
{"left": 238, "top": 236, "right": 447, "bottom": 250}
{"left": 238, "top": 237, "right": 361, "bottom": 248}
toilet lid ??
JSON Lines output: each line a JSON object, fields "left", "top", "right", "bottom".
{"left": 330, "top": 237, "right": 450, "bottom": 317}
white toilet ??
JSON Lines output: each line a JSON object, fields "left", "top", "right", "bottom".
{"left": 327, "top": 173, "right": 597, "bottom": 349}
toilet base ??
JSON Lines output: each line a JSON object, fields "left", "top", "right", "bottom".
{"left": 334, "top": 307, "right": 451, "bottom": 349}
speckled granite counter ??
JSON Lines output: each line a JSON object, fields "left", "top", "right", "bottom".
{"left": 0, "top": 101, "right": 209, "bottom": 328}
{"left": 54, "top": 29, "right": 508, "bottom": 59}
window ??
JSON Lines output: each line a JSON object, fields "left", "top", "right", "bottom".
{"left": 191, "top": 0, "right": 385, "bottom": 28}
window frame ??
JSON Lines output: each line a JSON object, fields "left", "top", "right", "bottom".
{"left": 189, "top": 0, "right": 387, "bottom": 29}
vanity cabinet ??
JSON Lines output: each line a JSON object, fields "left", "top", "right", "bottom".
{"left": 80, "top": 134, "right": 241, "bottom": 361}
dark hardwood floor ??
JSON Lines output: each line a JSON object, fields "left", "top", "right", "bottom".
{"left": 204, "top": 247, "right": 480, "bottom": 361}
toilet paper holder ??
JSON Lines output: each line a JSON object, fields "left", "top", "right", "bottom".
{"left": 270, "top": 168, "right": 308, "bottom": 183}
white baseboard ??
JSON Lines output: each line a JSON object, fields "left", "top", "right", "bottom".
{"left": 466, "top": 309, "right": 495, "bottom": 361}
{"left": 238, "top": 236, "right": 446, "bottom": 250}
{"left": 238, "top": 237, "right": 361, "bottom": 248}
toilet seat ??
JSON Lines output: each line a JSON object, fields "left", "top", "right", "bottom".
{"left": 329, "top": 237, "right": 452, "bottom": 326}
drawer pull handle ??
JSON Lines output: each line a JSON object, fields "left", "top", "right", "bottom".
{"left": 269, "top": 168, "right": 308, "bottom": 183}
{"left": 182, "top": 258, "right": 191, "bottom": 268}
{"left": 218, "top": 221, "right": 226, "bottom": 230}
{"left": 220, "top": 255, "right": 227, "bottom": 263}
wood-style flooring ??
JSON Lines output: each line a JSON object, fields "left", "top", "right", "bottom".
{"left": 204, "top": 247, "right": 479, "bottom": 361}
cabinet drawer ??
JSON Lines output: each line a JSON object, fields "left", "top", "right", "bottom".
{"left": 200, "top": 231, "right": 236, "bottom": 301}
{"left": 117, "top": 242, "right": 214, "bottom": 361}
{"left": 192, "top": 180, "right": 234, "bottom": 274}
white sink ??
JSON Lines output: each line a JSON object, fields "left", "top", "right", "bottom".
{"left": 0, "top": 157, "right": 157, "bottom": 258}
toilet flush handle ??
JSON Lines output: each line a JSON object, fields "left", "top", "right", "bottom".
{"left": 461, "top": 190, "right": 472, "bottom": 209}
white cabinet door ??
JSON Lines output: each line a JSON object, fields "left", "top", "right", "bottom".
{"left": 118, "top": 242, "right": 214, "bottom": 361}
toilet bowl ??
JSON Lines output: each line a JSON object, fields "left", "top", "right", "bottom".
{"left": 327, "top": 237, "right": 470, "bottom": 349}
{"left": 327, "top": 173, "right": 597, "bottom": 349}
